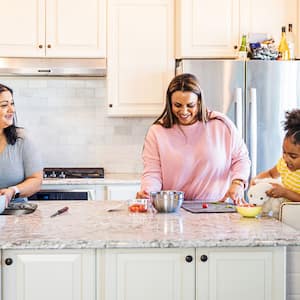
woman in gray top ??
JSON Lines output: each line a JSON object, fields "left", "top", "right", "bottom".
{"left": 0, "top": 83, "right": 43, "bottom": 205}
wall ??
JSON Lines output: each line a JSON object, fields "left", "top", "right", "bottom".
{"left": 0, "top": 77, "right": 155, "bottom": 174}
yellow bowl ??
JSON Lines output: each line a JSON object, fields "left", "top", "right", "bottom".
{"left": 236, "top": 205, "right": 262, "bottom": 218}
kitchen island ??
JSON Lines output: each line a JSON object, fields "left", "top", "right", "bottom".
{"left": 0, "top": 200, "right": 299, "bottom": 249}
{"left": 1, "top": 201, "right": 299, "bottom": 300}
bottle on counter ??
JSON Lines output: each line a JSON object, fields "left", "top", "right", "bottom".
{"left": 278, "top": 26, "right": 290, "bottom": 60}
{"left": 287, "top": 23, "right": 295, "bottom": 60}
{"left": 238, "top": 34, "right": 248, "bottom": 60}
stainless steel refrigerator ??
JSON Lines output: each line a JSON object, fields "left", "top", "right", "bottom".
{"left": 176, "top": 59, "right": 300, "bottom": 177}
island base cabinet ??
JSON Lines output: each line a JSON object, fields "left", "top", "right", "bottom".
{"left": 196, "top": 247, "right": 286, "bottom": 300}
{"left": 99, "top": 248, "right": 195, "bottom": 300}
{"left": 2, "top": 249, "right": 95, "bottom": 300}
{"left": 287, "top": 246, "right": 300, "bottom": 300}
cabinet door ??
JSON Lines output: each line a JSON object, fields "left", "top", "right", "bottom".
{"left": 100, "top": 248, "right": 195, "bottom": 300}
{"left": 106, "top": 184, "right": 140, "bottom": 200}
{"left": 240, "top": 0, "right": 298, "bottom": 55}
{"left": 2, "top": 249, "right": 95, "bottom": 300}
{"left": 46, "top": 0, "right": 106, "bottom": 57}
{"left": 0, "top": 0, "right": 45, "bottom": 57}
{"left": 196, "top": 247, "right": 286, "bottom": 300}
{"left": 287, "top": 246, "right": 300, "bottom": 300}
{"left": 176, "top": 0, "right": 240, "bottom": 58}
{"left": 107, "top": 0, "right": 174, "bottom": 116}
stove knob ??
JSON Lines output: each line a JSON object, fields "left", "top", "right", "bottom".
{"left": 59, "top": 171, "right": 66, "bottom": 179}
{"left": 50, "top": 171, "right": 57, "bottom": 178}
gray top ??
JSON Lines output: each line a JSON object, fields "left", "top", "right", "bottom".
{"left": 0, "top": 129, "right": 43, "bottom": 201}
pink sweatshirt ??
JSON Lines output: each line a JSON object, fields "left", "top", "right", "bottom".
{"left": 141, "top": 111, "right": 251, "bottom": 201}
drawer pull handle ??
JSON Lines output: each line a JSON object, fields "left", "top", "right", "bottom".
{"left": 185, "top": 255, "right": 193, "bottom": 263}
{"left": 200, "top": 254, "right": 208, "bottom": 262}
{"left": 5, "top": 258, "right": 13, "bottom": 265}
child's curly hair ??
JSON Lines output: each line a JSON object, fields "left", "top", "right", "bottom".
{"left": 284, "top": 109, "right": 300, "bottom": 145}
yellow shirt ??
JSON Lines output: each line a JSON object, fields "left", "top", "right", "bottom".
{"left": 277, "top": 158, "right": 300, "bottom": 194}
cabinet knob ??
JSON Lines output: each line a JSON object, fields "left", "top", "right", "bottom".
{"left": 38, "top": 45, "right": 43, "bottom": 49}
{"left": 185, "top": 255, "right": 193, "bottom": 263}
{"left": 234, "top": 45, "right": 238, "bottom": 50}
{"left": 5, "top": 258, "right": 13, "bottom": 265}
{"left": 109, "top": 104, "right": 113, "bottom": 108}
{"left": 47, "top": 44, "right": 51, "bottom": 49}
{"left": 200, "top": 254, "right": 208, "bottom": 262}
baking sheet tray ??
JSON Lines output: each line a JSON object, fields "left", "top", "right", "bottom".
{"left": 182, "top": 201, "right": 236, "bottom": 213}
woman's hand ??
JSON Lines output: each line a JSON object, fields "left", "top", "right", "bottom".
{"left": 0, "top": 188, "right": 15, "bottom": 206}
{"left": 136, "top": 191, "right": 149, "bottom": 199}
{"left": 220, "top": 183, "right": 245, "bottom": 205}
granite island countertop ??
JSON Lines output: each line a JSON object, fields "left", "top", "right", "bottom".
{"left": 1, "top": 201, "right": 300, "bottom": 249}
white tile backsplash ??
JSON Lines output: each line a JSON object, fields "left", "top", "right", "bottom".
{"left": 1, "top": 77, "right": 154, "bottom": 173}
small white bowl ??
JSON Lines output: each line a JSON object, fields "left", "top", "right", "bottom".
{"left": 0, "top": 195, "right": 6, "bottom": 214}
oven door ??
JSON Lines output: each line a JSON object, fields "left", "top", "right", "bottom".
{"left": 28, "top": 189, "right": 94, "bottom": 201}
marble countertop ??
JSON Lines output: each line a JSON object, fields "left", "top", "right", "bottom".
{"left": 0, "top": 201, "right": 300, "bottom": 249}
{"left": 42, "top": 173, "right": 141, "bottom": 185}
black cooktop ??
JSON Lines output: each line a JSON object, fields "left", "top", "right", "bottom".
{"left": 43, "top": 167, "right": 104, "bottom": 179}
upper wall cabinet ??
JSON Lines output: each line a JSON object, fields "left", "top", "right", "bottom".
{"left": 176, "top": 0, "right": 240, "bottom": 58}
{"left": 176, "top": 0, "right": 299, "bottom": 58}
{"left": 240, "top": 0, "right": 298, "bottom": 54}
{"left": 0, "top": 0, "right": 106, "bottom": 58}
{"left": 107, "top": 0, "right": 174, "bottom": 116}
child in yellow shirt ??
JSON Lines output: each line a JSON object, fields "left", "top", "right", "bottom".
{"left": 251, "top": 109, "right": 300, "bottom": 202}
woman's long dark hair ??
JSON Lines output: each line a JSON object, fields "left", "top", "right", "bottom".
{"left": 153, "top": 73, "right": 208, "bottom": 128}
{"left": 284, "top": 109, "right": 300, "bottom": 145}
{"left": 0, "top": 83, "right": 19, "bottom": 145}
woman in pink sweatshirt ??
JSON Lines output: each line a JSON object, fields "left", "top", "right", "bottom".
{"left": 137, "top": 73, "right": 251, "bottom": 204}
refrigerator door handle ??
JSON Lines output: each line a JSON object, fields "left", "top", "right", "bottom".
{"left": 234, "top": 88, "right": 243, "bottom": 135}
{"left": 250, "top": 88, "right": 257, "bottom": 176}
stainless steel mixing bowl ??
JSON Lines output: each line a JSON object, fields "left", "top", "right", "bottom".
{"left": 150, "top": 190, "right": 184, "bottom": 213}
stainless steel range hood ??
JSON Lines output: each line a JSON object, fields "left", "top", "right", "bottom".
{"left": 0, "top": 57, "right": 106, "bottom": 77}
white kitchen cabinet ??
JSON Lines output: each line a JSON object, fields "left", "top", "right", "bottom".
{"left": 99, "top": 247, "right": 285, "bottom": 300}
{"left": 0, "top": 250, "right": 1, "bottom": 300}
{"left": 196, "top": 247, "right": 286, "bottom": 300}
{"left": 0, "top": 0, "right": 106, "bottom": 57}
{"left": 2, "top": 249, "right": 95, "bottom": 300}
{"left": 240, "top": 0, "right": 298, "bottom": 55}
{"left": 286, "top": 246, "right": 300, "bottom": 300}
{"left": 107, "top": 0, "right": 174, "bottom": 116}
{"left": 176, "top": 0, "right": 240, "bottom": 58}
{"left": 176, "top": 0, "right": 299, "bottom": 58}
{"left": 105, "top": 184, "right": 140, "bottom": 201}
{"left": 99, "top": 248, "right": 195, "bottom": 300}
